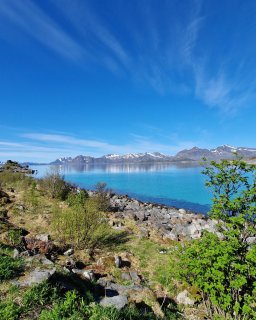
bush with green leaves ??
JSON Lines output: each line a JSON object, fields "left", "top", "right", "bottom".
{"left": 23, "top": 180, "right": 40, "bottom": 212}
{"left": 180, "top": 159, "right": 256, "bottom": 319}
{"left": 40, "top": 169, "right": 72, "bottom": 200}
{"left": 67, "top": 189, "right": 89, "bottom": 207}
{"left": 94, "top": 182, "right": 111, "bottom": 212}
{"left": 52, "top": 198, "right": 112, "bottom": 251}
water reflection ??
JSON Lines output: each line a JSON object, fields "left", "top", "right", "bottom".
{"left": 31, "top": 162, "right": 210, "bottom": 214}
{"left": 54, "top": 161, "right": 201, "bottom": 174}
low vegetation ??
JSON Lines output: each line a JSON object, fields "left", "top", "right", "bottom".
{"left": 52, "top": 197, "right": 114, "bottom": 252}
{"left": 0, "top": 159, "right": 256, "bottom": 319}
{"left": 39, "top": 169, "right": 72, "bottom": 200}
{"left": 0, "top": 249, "right": 23, "bottom": 281}
{"left": 180, "top": 159, "right": 256, "bottom": 319}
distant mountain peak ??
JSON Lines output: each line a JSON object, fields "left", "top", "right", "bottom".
{"left": 49, "top": 145, "right": 256, "bottom": 165}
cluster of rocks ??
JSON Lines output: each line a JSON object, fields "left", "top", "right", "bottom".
{"left": 10, "top": 233, "right": 166, "bottom": 316}
{"left": 109, "top": 194, "right": 217, "bottom": 241}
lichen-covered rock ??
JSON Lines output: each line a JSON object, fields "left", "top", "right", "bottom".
{"left": 100, "top": 295, "right": 128, "bottom": 310}
{"left": 176, "top": 289, "right": 195, "bottom": 306}
{"left": 13, "top": 268, "right": 56, "bottom": 287}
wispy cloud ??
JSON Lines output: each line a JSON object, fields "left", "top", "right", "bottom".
{"left": 0, "top": 130, "right": 201, "bottom": 162}
{"left": 0, "top": 0, "right": 84, "bottom": 61}
{"left": 192, "top": 63, "right": 256, "bottom": 114}
{"left": 181, "top": 1, "right": 256, "bottom": 114}
{"left": 1, "top": 0, "right": 254, "bottom": 114}
{"left": 22, "top": 133, "right": 110, "bottom": 149}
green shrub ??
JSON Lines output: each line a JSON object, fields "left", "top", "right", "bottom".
{"left": 180, "top": 159, "right": 256, "bottom": 319}
{"left": 67, "top": 189, "right": 89, "bottom": 207}
{"left": 40, "top": 170, "right": 72, "bottom": 200}
{"left": 23, "top": 180, "right": 40, "bottom": 212}
{"left": 94, "top": 182, "right": 110, "bottom": 212}
{"left": 52, "top": 198, "right": 112, "bottom": 251}
{"left": 0, "top": 253, "right": 23, "bottom": 281}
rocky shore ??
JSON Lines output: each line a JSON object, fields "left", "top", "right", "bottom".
{"left": 88, "top": 191, "right": 217, "bottom": 241}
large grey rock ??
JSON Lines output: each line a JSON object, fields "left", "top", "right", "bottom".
{"left": 100, "top": 295, "right": 128, "bottom": 310}
{"left": 121, "top": 272, "right": 132, "bottom": 281}
{"left": 176, "top": 290, "right": 195, "bottom": 306}
{"left": 247, "top": 237, "right": 256, "bottom": 244}
{"left": 35, "top": 234, "right": 51, "bottom": 242}
{"left": 14, "top": 268, "right": 56, "bottom": 287}
{"left": 23, "top": 254, "right": 54, "bottom": 267}
{"left": 129, "top": 271, "right": 140, "bottom": 282}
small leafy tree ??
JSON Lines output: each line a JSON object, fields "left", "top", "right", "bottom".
{"left": 52, "top": 198, "right": 111, "bottom": 252}
{"left": 66, "top": 189, "right": 89, "bottom": 207}
{"left": 94, "top": 182, "right": 111, "bottom": 212}
{"left": 180, "top": 159, "right": 256, "bottom": 319}
{"left": 40, "top": 169, "right": 72, "bottom": 200}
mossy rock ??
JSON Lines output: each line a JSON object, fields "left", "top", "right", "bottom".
{"left": 0, "top": 197, "right": 11, "bottom": 205}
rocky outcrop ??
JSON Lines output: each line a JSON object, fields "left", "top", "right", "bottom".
{"left": 0, "top": 160, "right": 35, "bottom": 174}
{"left": 12, "top": 267, "right": 56, "bottom": 287}
{"left": 109, "top": 194, "right": 216, "bottom": 241}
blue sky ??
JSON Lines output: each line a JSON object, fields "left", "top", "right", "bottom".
{"left": 0, "top": 0, "right": 256, "bottom": 162}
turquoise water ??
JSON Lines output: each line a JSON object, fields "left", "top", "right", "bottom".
{"left": 31, "top": 163, "right": 212, "bottom": 214}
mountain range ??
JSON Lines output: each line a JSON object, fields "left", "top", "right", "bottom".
{"left": 50, "top": 145, "right": 256, "bottom": 165}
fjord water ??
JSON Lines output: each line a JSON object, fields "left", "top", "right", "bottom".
{"left": 32, "top": 163, "right": 212, "bottom": 214}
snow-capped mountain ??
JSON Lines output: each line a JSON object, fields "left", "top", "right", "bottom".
{"left": 175, "top": 145, "right": 256, "bottom": 161}
{"left": 50, "top": 146, "right": 256, "bottom": 165}
{"left": 51, "top": 152, "right": 173, "bottom": 164}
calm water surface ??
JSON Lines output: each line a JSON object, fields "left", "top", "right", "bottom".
{"left": 31, "top": 163, "right": 212, "bottom": 214}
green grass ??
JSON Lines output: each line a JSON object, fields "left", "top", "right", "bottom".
{"left": 0, "top": 300, "right": 20, "bottom": 320}
{"left": 22, "top": 281, "right": 61, "bottom": 312}
{"left": 0, "top": 253, "right": 23, "bottom": 282}
{"left": 0, "top": 172, "right": 33, "bottom": 189}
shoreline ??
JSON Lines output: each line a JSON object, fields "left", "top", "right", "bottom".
{"left": 86, "top": 187, "right": 210, "bottom": 215}
{"left": 87, "top": 189, "right": 216, "bottom": 241}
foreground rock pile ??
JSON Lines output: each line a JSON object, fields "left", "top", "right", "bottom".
{"left": 109, "top": 194, "right": 216, "bottom": 241}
